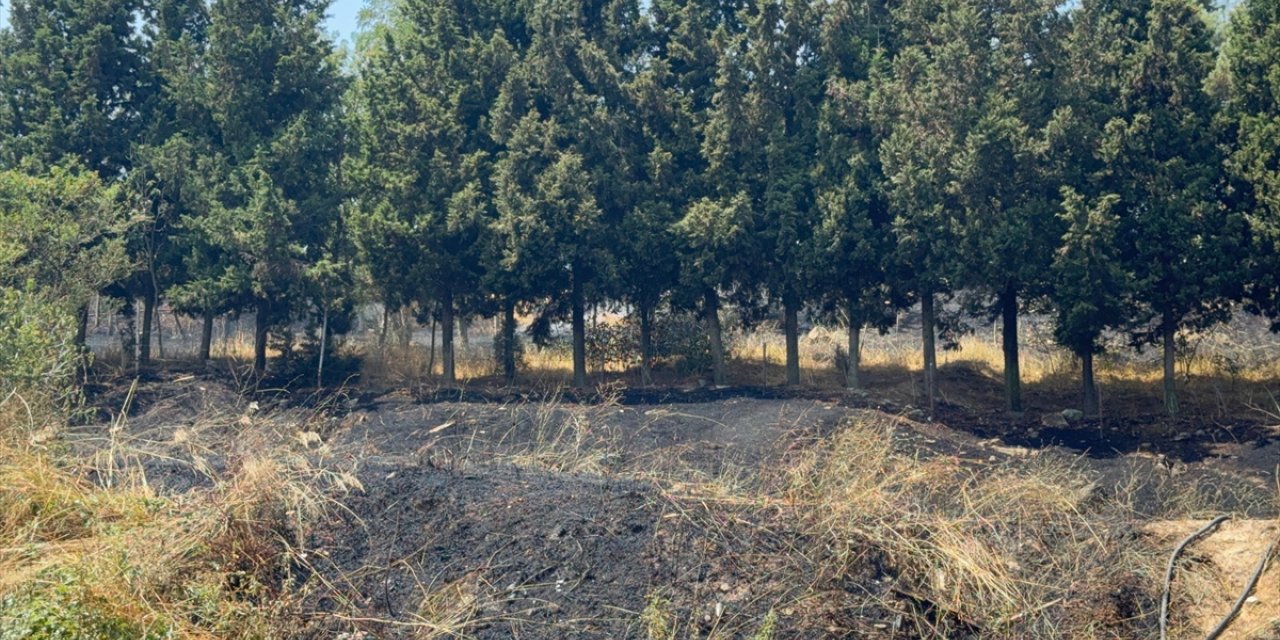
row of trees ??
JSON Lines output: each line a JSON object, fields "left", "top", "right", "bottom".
{"left": 2, "top": 0, "right": 1279, "bottom": 417}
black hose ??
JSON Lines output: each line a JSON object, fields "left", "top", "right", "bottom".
{"left": 1203, "top": 531, "right": 1280, "bottom": 640}
{"left": 1160, "top": 515, "right": 1231, "bottom": 640}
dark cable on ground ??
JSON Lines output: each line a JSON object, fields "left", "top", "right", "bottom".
{"left": 1160, "top": 515, "right": 1230, "bottom": 640}
{"left": 1203, "top": 530, "right": 1280, "bottom": 640}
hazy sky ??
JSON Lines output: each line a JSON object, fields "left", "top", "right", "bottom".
{"left": 327, "top": 0, "right": 364, "bottom": 45}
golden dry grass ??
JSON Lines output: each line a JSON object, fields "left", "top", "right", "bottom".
{"left": 0, "top": 415, "right": 359, "bottom": 638}
{"left": 768, "top": 416, "right": 1167, "bottom": 638}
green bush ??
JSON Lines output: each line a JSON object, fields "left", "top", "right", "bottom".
{"left": 0, "top": 289, "right": 85, "bottom": 425}
{"left": 0, "top": 568, "right": 168, "bottom": 640}
{"left": 585, "top": 311, "right": 715, "bottom": 375}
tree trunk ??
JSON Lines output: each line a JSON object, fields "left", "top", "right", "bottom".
{"left": 155, "top": 301, "right": 165, "bottom": 360}
{"left": 199, "top": 310, "right": 214, "bottom": 361}
{"left": 317, "top": 305, "right": 329, "bottom": 388}
{"left": 140, "top": 292, "right": 155, "bottom": 367}
{"left": 501, "top": 298, "right": 517, "bottom": 382}
{"left": 846, "top": 300, "right": 862, "bottom": 390}
{"left": 784, "top": 298, "right": 801, "bottom": 386}
{"left": 119, "top": 298, "right": 137, "bottom": 372}
{"left": 459, "top": 315, "right": 470, "bottom": 348}
{"left": 378, "top": 305, "right": 390, "bottom": 350}
{"left": 571, "top": 268, "right": 587, "bottom": 388}
{"left": 1162, "top": 311, "right": 1178, "bottom": 417}
{"left": 75, "top": 303, "right": 89, "bottom": 348}
{"left": 639, "top": 301, "right": 654, "bottom": 387}
{"left": 441, "top": 292, "right": 456, "bottom": 384}
{"left": 426, "top": 304, "right": 437, "bottom": 377}
{"left": 705, "top": 288, "right": 725, "bottom": 387}
{"left": 1001, "top": 286, "right": 1022, "bottom": 413}
{"left": 1082, "top": 350, "right": 1099, "bottom": 417}
{"left": 921, "top": 291, "right": 938, "bottom": 413}
{"left": 172, "top": 310, "right": 187, "bottom": 341}
{"left": 253, "top": 299, "right": 269, "bottom": 376}
{"left": 398, "top": 307, "right": 413, "bottom": 350}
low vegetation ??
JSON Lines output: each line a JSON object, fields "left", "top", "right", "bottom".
{"left": 7, "top": 0, "right": 1280, "bottom": 637}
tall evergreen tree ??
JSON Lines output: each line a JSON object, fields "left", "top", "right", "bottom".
{"left": 638, "top": 0, "right": 743, "bottom": 385}
{"left": 1105, "top": 0, "right": 1242, "bottom": 416}
{"left": 813, "top": 0, "right": 894, "bottom": 390}
{"left": 1046, "top": 0, "right": 1151, "bottom": 415}
{"left": 873, "top": 0, "right": 981, "bottom": 412}
{"left": 1050, "top": 189, "right": 1129, "bottom": 416}
{"left": 120, "top": 0, "right": 215, "bottom": 367}
{"left": 348, "top": 0, "right": 515, "bottom": 384}
{"left": 741, "top": 0, "right": 825, "bottom": 386}
{"left": 679, "top": 19, "right": 757, "bottom": 387}
{"left": 1224, "top": 0, "right": 1280, "bottom": 332}
{"left": 0, "top": 0, "right": 146, "bottom": 176}
{"left": 200, "top": 0, "right": 345, "bottom": 376}
{"left": 950, "top": 0, "right": 1066, "bottom": 413}
{"left": 491, "top": 0, "right": 638, "bottom": 388}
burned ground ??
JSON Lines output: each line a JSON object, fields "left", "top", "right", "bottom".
{"left": 59, "top": 372, "right": 1280, "bottom": 638}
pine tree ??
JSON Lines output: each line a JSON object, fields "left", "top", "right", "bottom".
{"left": 679, "top": 20, "right": 757, "bottom": 387}
{"left": 873, "top": 0, "right": 981, "bottom": 412}
{"left": 950, "top": 0, "right": 1066, "bottom": 413}
{"left": 491, "top": 0, "right": 637, "bottom": 388}
{"left": 348, "top": 0, "right": 514, "bottom": 384}
{"left": 741, "top": 0, "right": 825, "bottom": 386}
{"left": 635, "top": 0, "right": 743, "bottom": 385}
{"left": 1051, "top": 189, "right": 1129, "bottom": 416}
{"left": 813, "top": 0, "right": 894, "bottom": 390}
{"left": 202, "top": 0, "right": 345, "bottom": 376}
{"left": 1224, "top": 0, "right": 1280, "bottom": 332}
{"left": 1104, "top": 0, "right": 1242, "bottom": 416}
{"left": 121, "top": 0, "right": 215, "bottom": 366}
{"left": 0, "top": 0, "right": 146, "bottom": 176}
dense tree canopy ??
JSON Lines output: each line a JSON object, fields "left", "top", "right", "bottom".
{"left": 4, "top": 0, "right": 1280, "bottom": 416}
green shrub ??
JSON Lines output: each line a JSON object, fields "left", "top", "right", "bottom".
{"left": 0, "top": 568, "right": 169, "bottom": 640}
{"left": 0, "top": 289, "right": 86, "bottom": 426}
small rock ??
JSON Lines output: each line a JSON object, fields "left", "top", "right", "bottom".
{"left": 718, "top": 582, "right": 731, "bottom": 592}
{"left": 1041, "top": 413, "right": 1069, "bottom": 428}
{"left": 1247, "top": 595, "right": 1260, "bottom": 605}
{"left": 1061, "top": 409, "right": 1084, "bottom": 422}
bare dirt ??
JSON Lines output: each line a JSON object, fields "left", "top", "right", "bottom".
{"left": 1147, "top": 519, "right": 1280, "bottom": 640}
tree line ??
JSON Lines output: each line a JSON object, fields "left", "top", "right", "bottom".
{"left": 2, "top": 0, "right": 1279, "bottom": 417}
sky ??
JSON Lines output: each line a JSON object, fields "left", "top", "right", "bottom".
{"left": 326, "top": 0, "right": 365, "bottom": 46}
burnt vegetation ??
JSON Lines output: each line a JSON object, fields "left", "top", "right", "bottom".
{"left": 7, "top": 0, "right": 1280, "bottom": 638}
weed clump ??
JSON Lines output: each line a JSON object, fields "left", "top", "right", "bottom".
{"left": 778, "top": 416, "right": 1162, "bottom": 637}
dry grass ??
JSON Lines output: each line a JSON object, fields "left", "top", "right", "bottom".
{"left": 498, "top": 394, "right": 626, "bottom": 475}
{"left": 0, "top": 412, "right": 359, "bottom": 638}
{"left": 769, "top": 416, "right": 1166, "bottom": 638}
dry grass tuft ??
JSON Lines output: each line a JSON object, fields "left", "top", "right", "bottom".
{"left": 497, "top": 392, "right": 625, "bottom": 475}
{"left": 774, "top": 416, "right": 1162, "bottom": 638}
{"left": 0, "top": 418, "right": 358, "bottom": 638}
